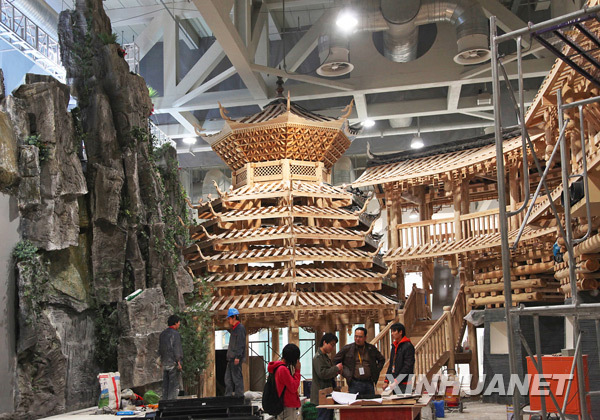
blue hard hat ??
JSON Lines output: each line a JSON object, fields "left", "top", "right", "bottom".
{"left": 227, "top": 308, "right": 240, "bottom": 317}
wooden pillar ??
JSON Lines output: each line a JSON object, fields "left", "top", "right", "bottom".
{"left": 414, "top": 185, "right": 434, "bottom": 304}
{"left": 243, "top": 330, "right": 250, "bottom": 392}
{"left": 396, "top": 265, "right": 405, "bottom": 302}
{"left": 271, "top": 328, "right": 280, "bottom": 361}
{"left": 288, "top": 319, "right": 300, "bottom": 347}
{"left": 338, "top": 325, "right": 347, "bottom": 350}
{"left": 452, "top": 179, "right": 463, "bottom": 241}
{"left": 325, "top": 314, "right": 335, "bottom": 334}
{"left": 468, "top": 321, "right": 479, "bottom": 390}
{"left": 509, "top": 164, "right": 520, "bottom": 231}
{"left": 450, "top": 177, "right": 471, "bottom": 276}
{"left": 443, "top": 306, "right": 456, "bottom": 378}
{"left": 421, "top": 260, "right": 434, "bottom": 302}
{"left": 315, "top": 326, "right": 324, "bottom": 353}
{"left": 388, "top": 189, "right": 400, "bottom": 249}
{"left": 203, "top": 323, "right": 216, "bottom": 397}
{"left": 365, "top": 317, "right": 375, "bottom": 343}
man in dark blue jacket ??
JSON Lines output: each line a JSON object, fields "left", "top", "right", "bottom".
{"left": 225, "top": 308, "right": 246, "bottom": 397}
{"left": 159, "top": 314, "right": 183, "bottom": 400}
{"left": 383, "top": 322, "right": 415, "bottom": 393}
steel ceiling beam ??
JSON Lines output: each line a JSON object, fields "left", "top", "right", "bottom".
{"left": 192, "top": 0, "right": 268, "bottom": 100}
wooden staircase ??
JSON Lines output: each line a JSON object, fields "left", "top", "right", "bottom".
{"left": 371, "top": 285, "right": 469, "bottom": 390}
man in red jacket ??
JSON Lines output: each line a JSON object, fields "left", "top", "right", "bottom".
{"left": 267, "top": 344, "right": 302, "bottom": 420}
{"left": 383, "top": 322, "right": 415, "bottom": 394}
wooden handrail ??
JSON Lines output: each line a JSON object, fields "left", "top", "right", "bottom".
{"left": 370, "top": 317, "right": 396, "bottom": 347}
{"left": 458, "top": 208, "right": 499, "bottom": 221}
{"left": 395, "top": 208, "right": 505, "bottom": 249}
{"left": 413, "top": 287, "right": 467, "bottom": 378}
{"left": 396, "top": 217, "right": 454, "bottom": 229}
{"left": 369, "top": 285, "right": 421, "bottom": 364}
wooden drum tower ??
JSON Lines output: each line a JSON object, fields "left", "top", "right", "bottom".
{"left": 184, "top": 87, "right": 396, "bottom": 395}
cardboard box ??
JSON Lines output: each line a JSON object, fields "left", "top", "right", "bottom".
{"left": 319, "top": 387, "right": 334, "bottom": 405}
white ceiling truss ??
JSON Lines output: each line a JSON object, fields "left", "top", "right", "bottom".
{"left": 98, "top": 0, "right": 576, "bottom": 155}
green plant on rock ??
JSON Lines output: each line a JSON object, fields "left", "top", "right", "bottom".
{"left": 13, "top": 240, "right": 38, "bottom": 262}
{"left": 93, "top": 303, "right": 120, "bottom": 372}
{"left": 128, "top": 126, "right": 155, "bottom": 154}
{"left": 147, "top": 85, "right": 158, "bottom": 98}
{"left": 12, "top": 240, "right": 50, "bottom": 321}
{"left": 70, "top": 14, "right": 97, "bottom": 107}
{"left": 178, "top": 277, "right": 214, "bottom": 393}
{"left": 25, "top": 134, "right": 50, "bottom": 162}
{"left": 98, "top": 32, "right": 118, "bottom": 45}
{"left": 71, "top": 107, "right": 87, "bottom": 156}
{"left": 153, "top": 149, "right": 192, "bottom": 278}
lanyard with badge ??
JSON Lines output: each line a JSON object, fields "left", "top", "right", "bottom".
{"left": 357, "top": 347, "right": 365, "bottom": 376}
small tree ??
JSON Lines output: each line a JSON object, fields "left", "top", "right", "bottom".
{"left": 178, "top": 276, "right": 213, "bottom": 395}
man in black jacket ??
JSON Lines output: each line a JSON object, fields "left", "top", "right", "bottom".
{"left": 159, "top": 314, "right": 183, "bottom": 400}
{"left": 383, "top": 322, "right": 415, "bottom": 394}
{"left": 333, "top": 327, "right": 385, "bottom": 395}
{"left": 225, "top": 308, "right": 246, "bottom": 397}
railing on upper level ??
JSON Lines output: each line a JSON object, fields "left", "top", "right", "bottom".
{"left": 414, "top": 287, "right": 466, "bottom": 379}
{"left": 0, "top": 0, "right": 65, "bottom": 81}
{"left": 397, "top": 208, "right": 500, "bottom": 249}
{"left": 460, "top": 209, "right": 500, "bottom": 239}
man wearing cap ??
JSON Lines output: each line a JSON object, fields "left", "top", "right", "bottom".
{"left": 225, "top": 308, "right": 246, "bottom": 397}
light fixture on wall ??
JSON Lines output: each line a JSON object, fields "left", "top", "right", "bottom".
{"left": 410, "top": 117, "right": 424, "bottom": 149}
{"left": 409, "top": 208, "right": 419, "bottom": 219}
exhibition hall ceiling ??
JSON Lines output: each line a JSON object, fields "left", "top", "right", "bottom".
{"left": 52, "top": 0, "right": 575, "bottom": 157}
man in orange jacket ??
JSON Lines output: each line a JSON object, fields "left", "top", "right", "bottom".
{"left": 383, "top": 322, "right": 415, "bottom": 394}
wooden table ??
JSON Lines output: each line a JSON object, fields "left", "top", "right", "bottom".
{"left": 318, "top": 395, "right": 431, "bottom": 420}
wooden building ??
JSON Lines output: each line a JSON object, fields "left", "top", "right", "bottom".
{"left": 184, "top": 11, "right": 600, "bottom": 397}
{"left": 353, "top": 14, "right": 600, "bottom": 309}
{"left": 184, "top": 89, "right": 397, "bottom": 395}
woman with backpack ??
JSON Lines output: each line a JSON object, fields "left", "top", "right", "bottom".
{"left": 266, "top": 343, "right": 302, "bottom": 419}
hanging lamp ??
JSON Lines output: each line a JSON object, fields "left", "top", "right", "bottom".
{"left": 411, "top": 117, "right": 424, "bottom": 149}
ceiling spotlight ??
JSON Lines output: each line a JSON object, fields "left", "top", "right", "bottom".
{"left": 336, "top": 9, "right": 358, "bottom": 32}
{"left": 410, "top": 135, "right": 424, "bottom": 149}
{"left": 182, "top": 137, "right": 196, "bottom": 145}
{"left": 410, "top": 117, "right": 424, "bottom": 149}
{"left": 363, "top": 119, "right": 375, "bottom": 128}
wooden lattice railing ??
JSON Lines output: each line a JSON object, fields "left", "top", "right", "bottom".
{"left": 460, "top": 209, "right": 500, "bottom": 239}
{"left": 414, "top": 287, "right": 466, "bottom": 380}
{"left": 397, "top": 209, "right": 500, "bottom": 249}
{"left": 398, "top": 217, "right": 455, "bottom": 249}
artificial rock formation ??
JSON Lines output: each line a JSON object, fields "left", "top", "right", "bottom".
{"left": 0, "top": 0, "right": 192, "bottom": 418}
{"left": 12, "top": 75, "right": 87, "bottom": 251}
{"left": 0, "top": 70, "right": 19, "bottom": 191}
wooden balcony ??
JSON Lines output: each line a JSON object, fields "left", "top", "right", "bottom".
{"left": 396, "top": 208, "right": 500, "bottom": 249}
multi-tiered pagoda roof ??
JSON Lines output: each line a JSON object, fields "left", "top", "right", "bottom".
{"left": 185, "top": 90, "right": 396, "bottom": 329}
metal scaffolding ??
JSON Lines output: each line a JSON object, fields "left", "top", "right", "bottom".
{"left": 0, "top": 0, "right": 66, "bottom": 82}
{"left": 491, "top": 5, "right": 600, "bottom": 420}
